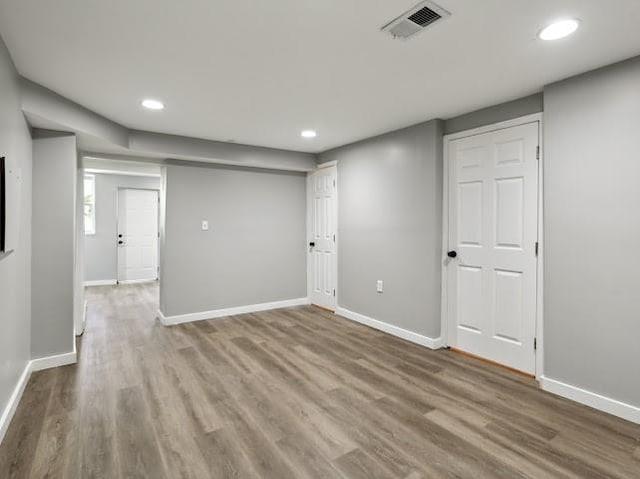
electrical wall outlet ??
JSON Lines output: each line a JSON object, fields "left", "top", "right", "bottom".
{"left": 201, "top": 220, "right": 209, "bottom": 231}
{"left": 376, "top": 280, "right": 383, "bottom": 293}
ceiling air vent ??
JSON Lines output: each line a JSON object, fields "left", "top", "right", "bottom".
{"left": 381, "top": 1, "right": 450, "bottom": 40}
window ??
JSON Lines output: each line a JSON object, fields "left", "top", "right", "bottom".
{"left": 84, "top": 174, "right": 96, "bottom": 235}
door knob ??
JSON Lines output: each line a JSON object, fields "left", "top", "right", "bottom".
{"left": 118, "top": 240, "right": 124, "bottom": 245}
{"left": 447, "top": 250, "right": 457, "bottom": 258}
{"left": 309, "top": 242, "right": 316, "bottom": 247}
{"left": 118, "top": 234, "right": 123, "bottom": 238}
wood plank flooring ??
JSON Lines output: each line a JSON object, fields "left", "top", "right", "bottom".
{"left": 1, "top": 282, "right": 639, "bottom": 478}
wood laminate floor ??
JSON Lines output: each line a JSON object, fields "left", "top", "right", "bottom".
{"left": 1, "top": 283, "right": 639, "bottom": 478}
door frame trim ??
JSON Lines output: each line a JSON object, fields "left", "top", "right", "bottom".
{"left": 317, "top": 160, "right": 337, "bottom": 169}
{"left": 440, "top": 113, "right": 544, "bottom": 380}
{"left": 306, "top": 163, "right": 338, "bottom": 310}
{"left": 116, "top": 187, "right": 161, "bottom": 284}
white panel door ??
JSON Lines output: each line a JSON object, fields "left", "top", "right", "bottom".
{"left": 447, "top": 122, "right": 539, "bottom": 374}
{"left": 308, "top": 166, "right": 337, "bottom": 310}
{"left": 117, "top": 188, "right": 159, "bottom": 282}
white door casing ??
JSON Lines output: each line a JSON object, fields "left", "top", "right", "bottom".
{"left": 446, "top": 121, "right": 539, "bottom": 374}
{"left": 117, "top": 188, "right": 159, "bottom": 282}
{"left": 308, "top": 165, "right": 337, "bottom": 310}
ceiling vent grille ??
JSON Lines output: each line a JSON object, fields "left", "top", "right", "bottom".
{"left": 381, "top": 1, "right": 450, "bottom": 40}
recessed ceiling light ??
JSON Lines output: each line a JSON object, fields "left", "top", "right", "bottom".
{"left": 141, "top": 99, "right": 165, "bottom": 110}
{"left": 539, "top": 19, "right": 579, "bottom": 41}
{"left": 301, "top": 130, "right": 317, "bottom": 138}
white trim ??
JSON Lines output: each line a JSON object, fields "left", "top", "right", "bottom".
{"left": 76, "top": 167, "right": 87, "bottom": 336}
{"left": 535, "top": 117, "right": 545, "bottom": 380}
{"left": 316, "top": 160, "right": 337, "bottom": 169}
{"left": 0, "top": 361, "right": 31, "bottom": 445}
{"left": 444, "top": 113, "right": 544, "bottom": 142}
{"left": 84, "top": 168, "right": 161, "bottom": 178}
{"left": 336, "top": 307, "right": 443, "bottom": 350}
{"left": 83, "top": 173, "right": 96, "bottom": 235}
{"left": 31, "top": 350, "right": 77, "bottom": 372}
{"left": 440, "top": 113, "right": 544, "bottom": 378}
{"left": 76, "top": 299, "right": 87, "bottom": 337}
{"left": 541, "top": 376, "right": 640, "bottom": 424}
{"left": 335, "top": 168, "right": 339, "bottom": 310}
{"left": 440, "top": 145, "right": 450, "bottom": 347}
{"left": 84, "top": 279, "right": 117, "bottom": 286}
{"left": 1, "top": 346, "right": 78, "bottom": 445}
{"left": 306, "top": 173, "right": 312, "bottom": 302}
{"left": 117, "top": 278, "right": 158, "bottom": 285}
{"left": 157, "top": 297, "right": 310, "bottom": 326}
{"left": 157, "top": 309, "right": 168, "bottom": 324}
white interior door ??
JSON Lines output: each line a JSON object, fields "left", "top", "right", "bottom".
{"left": 308, "top": 165, "right": 337, "bottom": 310}
{"left": 446, "top": 122, "right": 539, "bottom": 374}
{"left": 117, "top": 188, "right": 159, "bottom": 282}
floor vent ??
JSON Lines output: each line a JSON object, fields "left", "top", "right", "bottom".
{"left": 381, "top": 1, "right": 450, "bottom": 40}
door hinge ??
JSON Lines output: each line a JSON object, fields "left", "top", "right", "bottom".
{"left": 534, "top": 338, "right": 537, "bottom": 350}
{"left": 333, "top": 179, "right": 336, "bottom": 188}
{"left": 333, "top": 234, "right": 336, "bottom": 243}
{"left": 333, "top": 289, "right": 336, "bottom": 297}
{"left": 535, "top": 242, "right": 539, "bottom": 257}
{"left": 536, "top": 146, "right": 540, "bottom": 160}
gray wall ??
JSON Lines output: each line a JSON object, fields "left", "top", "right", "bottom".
{"left": 543, "top": 56, "right": 640, "bottom": 407}
{"left": 32, "top": 134, "right": 77, "bottom": 358}
{"left": 161, "top": 162, "right": 306, "bottom": 317}
{"left": 0, "top": 34, "right": 32, "bottom": 428}
{"left": 318, "top": 120, "right": 444, "bottom": 339}
{"left": 444, "top": 93, "right": 543, "bottom": 135}
{"left": 84, "top": 173, "right": 160, "bottom": 282}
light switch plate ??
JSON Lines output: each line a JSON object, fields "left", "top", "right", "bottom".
{"left": 201, "top": 220, "right": 209, "bottom": 231}
{"left": 376, "top": 280, "right": 383, "bottom": 293}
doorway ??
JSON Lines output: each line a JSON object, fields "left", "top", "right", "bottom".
{"left": 442, "top": 116, "right": 541, "bottom": 375}
{"left": 117, "top": 188, "right": 159, "bottom": 283}
{"left": 307, "top": 163, "right": 338, "bottom": 311}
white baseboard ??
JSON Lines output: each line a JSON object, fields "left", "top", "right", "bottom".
{"left": 335, "top": 307, "right": 444, "bottom": 350}
{"left": 541, "top": 376, "right": 640, "bottom": 424}
{"left": 31, "top": 350, "right": 77, "bottom": 372}
{"left": 0, "top": 346, "right": 78, "bottom": 445}
{"left": 158, "top": 297, "right": 310, "bottom": 326}
{"left": 0, "top": 361, "right": 31, "bottom": 445}
{"left": 84, "top": 279, "right": 117, "bottom": 286}
{"left": 80, "top": 300, "right": 87, "bottom": 336}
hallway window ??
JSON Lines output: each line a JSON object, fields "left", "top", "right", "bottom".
{"left": 84, "top": 174, "right": 96, "bottom": 235}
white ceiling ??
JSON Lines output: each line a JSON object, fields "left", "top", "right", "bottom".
{"left": 2, "top": 0, "right": 640, "bottom": 153}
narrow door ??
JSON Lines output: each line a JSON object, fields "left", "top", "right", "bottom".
{"left": 447, "top": 122, "right": 539, "bottom": 374}
{"left": 308, "top": 166, "right": 337, "bottom": 310}
{"left": 117, "top": 188, "right": 159, "bottom": 282}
